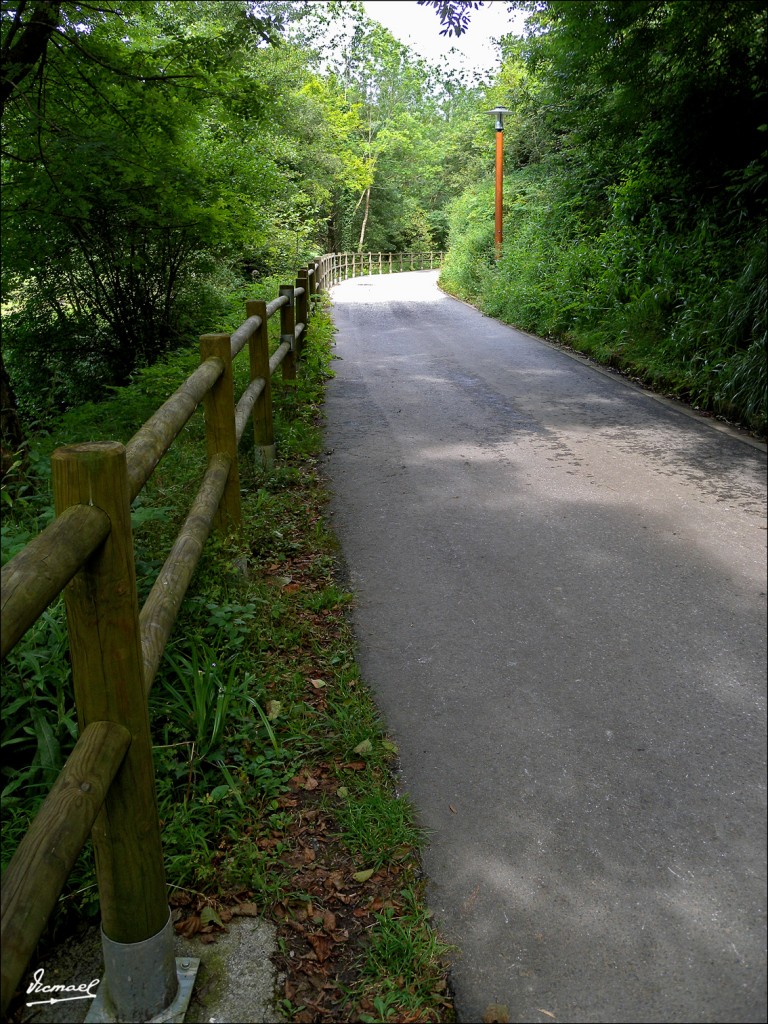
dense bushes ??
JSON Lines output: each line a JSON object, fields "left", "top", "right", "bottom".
{"left": 439, "top": 0, "right": 767, "bottom": 435}
{"left": 442, "top": 162, "right": 767, "bottom": 434}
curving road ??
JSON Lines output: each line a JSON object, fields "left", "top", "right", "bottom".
{"left": 322, "top": 271, "right": 767, "bottom": 1024}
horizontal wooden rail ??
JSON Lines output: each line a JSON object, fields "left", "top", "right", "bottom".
{"left": 229, "top": 315, "right": 261, "bottom": 360}
{"left": 0, "top": 503, "right": 111, "bottom": 659}
{"left": 140, "top": 453, "right": 232, "bottom": 692}
{"left": 125, "top": 356, "right": 225, "bottom": 501}
{"left": 0, "top": 721, "right": 131, "bottom": 1013}
{"left": 235, "top": 377, "right": 267, "bottom": 442}
{"left": 269, "top": 340, "right": 291, "bottom": 375}
{"left": 266, "top": 294, "right": 288, "bottom": 318}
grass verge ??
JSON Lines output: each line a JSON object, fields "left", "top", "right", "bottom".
{"left": 1, "top": 299, "right": 455, "bottom": 1023}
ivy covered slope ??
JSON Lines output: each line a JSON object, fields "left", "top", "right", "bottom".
{"left": 438, "top": 0, "right": 767, "bottom": 435}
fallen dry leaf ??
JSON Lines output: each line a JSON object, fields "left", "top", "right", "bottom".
{"left": 307, "top": 932, "right": 334, "bottom": 962}
{"left": 231, "top": 902, "right": 260, "bottom": 917}
{"left": 175, "top": 916, "right": 200, "bottom": 938}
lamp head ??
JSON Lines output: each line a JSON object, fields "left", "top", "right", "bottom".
{"left": 488, "top": 106, "right": 512, "bottom": 131}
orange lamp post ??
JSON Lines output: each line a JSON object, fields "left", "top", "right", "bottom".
{"left": 488, "top": 107, "right": 512, "bottom": 258}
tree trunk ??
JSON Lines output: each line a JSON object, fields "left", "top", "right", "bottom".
{"left": 1, "top": 350, "right": 26, "bottom": 479}
{"left": 357, "top": 187, "right": 371, "bottom": 253}
{"left": 0, "top": 1, "right": 62, "bottom": 116}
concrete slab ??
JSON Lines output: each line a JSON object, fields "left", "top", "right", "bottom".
{"left": 13, "top": 918, "right": 284, "bottom": 1024}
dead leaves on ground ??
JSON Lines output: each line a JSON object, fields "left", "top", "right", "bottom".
{"left": 169, "top": 777, "right": 448, "bottom": 1023}
{"left": 171, "top": 893, "right": 260, "bottom": 943}
{"left": 167, "top": 539, "right": 451, "bottom": 1020}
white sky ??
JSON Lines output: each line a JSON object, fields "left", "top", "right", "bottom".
{"left": 361, "top": 1, "right": 525, "bottom": 77}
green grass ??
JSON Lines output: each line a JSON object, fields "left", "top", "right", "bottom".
{"left": 1, "top": 297, "right": 454, "bottom": 1022}
{"left": 357, "top": 888, "right": 453, "bottom": 1023}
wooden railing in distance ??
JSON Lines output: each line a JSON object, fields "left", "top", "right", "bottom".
{"left": 0, "top": 251, "right": 439, "bottom": 1016}
{"left": 314, "top": 250, "right": 444, "bottom": 289}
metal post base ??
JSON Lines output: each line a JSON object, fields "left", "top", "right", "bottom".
{"left": 85, "top": 913, "right": 199, "bottom": 1023}
{"left": 86, "top": 958, "right": 199, "bottom": 1024}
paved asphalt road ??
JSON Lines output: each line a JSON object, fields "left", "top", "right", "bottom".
{"left": 321, "top": 271, "right": 767, "bottom": 1024}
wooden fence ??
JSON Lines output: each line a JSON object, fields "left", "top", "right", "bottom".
{"left": 0, "top": 252, "right": 441, "bottom": 1019}
{"left": 317, "top": 250, "right": 444, "bottom": 286}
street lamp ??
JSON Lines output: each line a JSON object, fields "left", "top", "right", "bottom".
{"left": 488, "top": 107, "right": 512, "bottom": 258}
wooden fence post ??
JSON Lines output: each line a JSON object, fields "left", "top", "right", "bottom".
{"left": 50, "top": 441, "right": 179, "bottom": 1019}
{"left": 246, "top": 300, "right": 275, "bottom": 470}
{"left": 199, "top": 333, "right": 241, "bottom": 532}
{"left": 296, "top": 271, "right": 309, "bottom": 358}
{"left": 279, "top": 285, "right": 297, "bottom": 383}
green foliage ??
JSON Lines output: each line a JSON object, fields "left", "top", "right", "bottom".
{"left": 159, "top": 642, "right": 247, "bottom": 760}
{"left": 1, "top": 1, "right": 485, "bottom": 439}
{"left": 441, "top": 0, "right": 768, "bottom": 434}
{"left": 336, "top": 788, "right": 423, "bottom": 871}
{"left": 356, "top": 886, "right": 454, "bottom": 1022}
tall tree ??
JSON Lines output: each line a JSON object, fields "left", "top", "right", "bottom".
{"left": 0, "top": 1, "right": 299, "bottom": 434}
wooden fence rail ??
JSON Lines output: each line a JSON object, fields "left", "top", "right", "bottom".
{"left": 0, "top": 252, "right": 441, "bottom": 1019}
